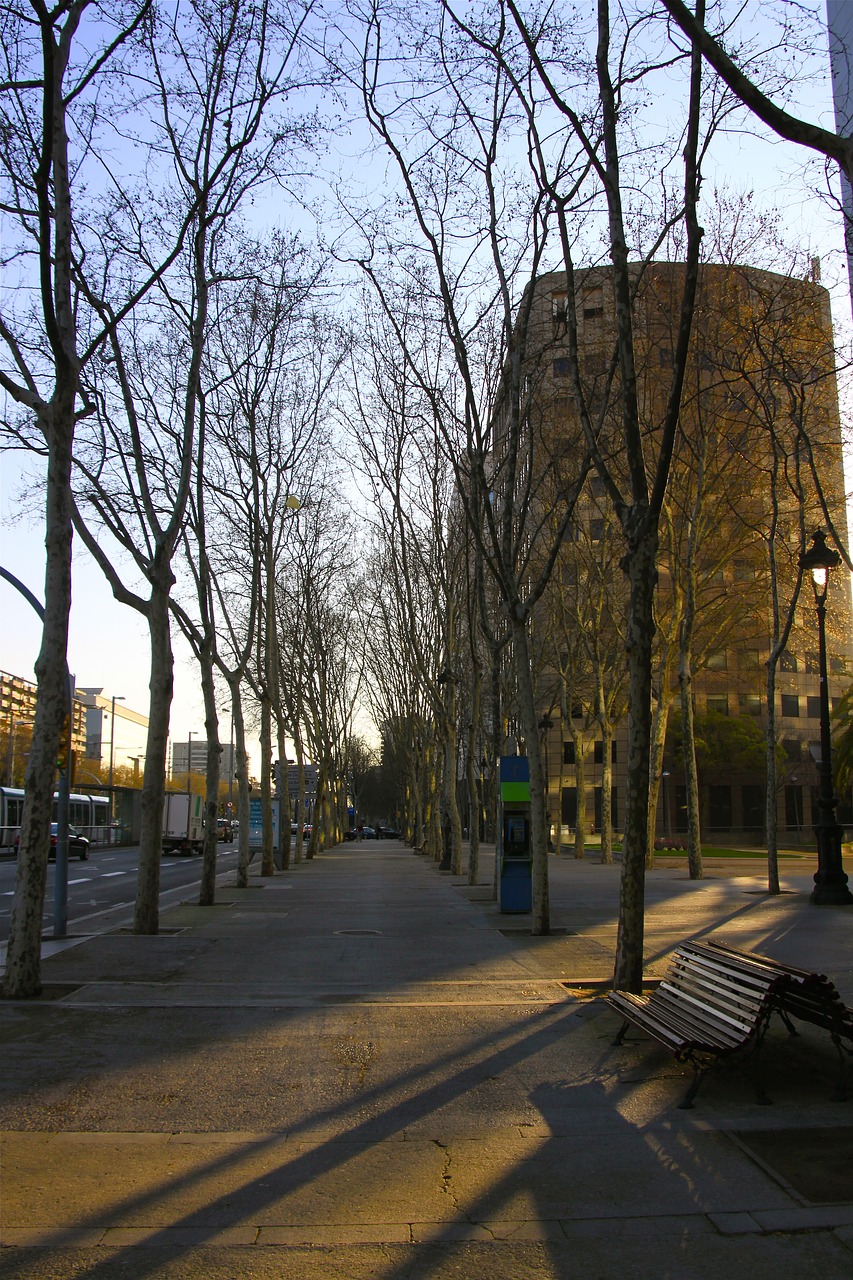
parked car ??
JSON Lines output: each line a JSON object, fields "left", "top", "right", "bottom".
{"left": 15, "top": 823, "right": 89, "bottom": 861}
{"left": 343, "top": 828, "right": 359, "bottom": 841}
{"left": 360, "top": 825, "right": 376, "bottom": 838}
{"left": 377, "top": 825, "right": 402, "bottom": 840}
{"left": 216, "top": 818, "right": 233, "bottom": 842}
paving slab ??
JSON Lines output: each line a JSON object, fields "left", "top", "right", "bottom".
{"left": 2, "top": 842, "right": 853, "bottom": 1278}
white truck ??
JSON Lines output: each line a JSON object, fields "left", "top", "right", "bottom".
{"left": 162, "top": 792, "right": 204, "bottom": 855}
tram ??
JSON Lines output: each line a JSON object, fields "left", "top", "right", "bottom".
{"left": 0, "top": 788, "right": 110, "bottom": 848}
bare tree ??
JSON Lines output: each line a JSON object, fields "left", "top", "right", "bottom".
{"left": 70, "top": 1, "right": 316, "bottom": 931}
{"left": 0, "top": 1, "right": 159, "bottom": 997}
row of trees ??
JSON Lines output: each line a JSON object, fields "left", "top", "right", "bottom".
{"left": 2, "top": 1, "right": 852, "bottom": 998}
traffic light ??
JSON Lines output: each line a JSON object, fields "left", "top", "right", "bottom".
{"left": 57, "top": 715, "right": 71, "bottom": 773}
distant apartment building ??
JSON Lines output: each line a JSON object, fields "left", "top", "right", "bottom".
{"left": 511, "top": 262, "right": 853, "bottom": 843}
{"left": 77, "top": 689, "right": 149, "bottom": 778}
{"left": 1, "top": 671, "right": 88, "bottom": 784}
{"left": 171, "top": 740, "right": 236, "bottom": 779}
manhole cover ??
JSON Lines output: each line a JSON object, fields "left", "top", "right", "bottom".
{"left": 334, "top": 929, "right": 383, "bottom": 936}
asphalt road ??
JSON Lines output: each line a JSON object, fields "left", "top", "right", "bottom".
{"left": 0, "top": 841, "right": 242, "bottom": 943}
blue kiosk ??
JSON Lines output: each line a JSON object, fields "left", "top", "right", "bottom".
{"left": 499, "top": 755, "right": 533, "bottom": 913}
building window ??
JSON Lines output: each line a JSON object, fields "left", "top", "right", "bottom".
{"left": 590, "top": 475, "right": 605, "bottom": 497}
{"left": 707, "top": 695, "right": 728, "bottom": 715}
{"left": 706, "top": 650, "right": 727, "bottom": 672}
{"left": 739, "top": 694, "right": 761, "bottom": 716}
{"left": 740, "top": 649, "right": 761, "bottom": 670}
{"left": 584, "top": 351, "right": 607, "bottom": 376}
{"left": 785, "top": 785, "right": 804, "bottom": 831}
{"left": 780, "top": 693, "right": 800, "bottom": 718}
{"left": 593, "top": 740, "right": 617, "bottom": 765}
{"left": 562, "top": 520, "right": 580, "bottom": 543}
{"left": 780, "top": 651, "right": 798, "bottom": 672}
{"left": 742, "top": 784, "right": 764, "bottom": 832}
{"left": 658, "top": 346, "right": 673, "bottom": 368}
{"left": 561, "top": 786, "right": 578, "bottom": 828}
{"left": 782, "top": 738, "right": 801, "bottom": 762}
{"left": 709, "top": 785, "right": 732, "bottom": 831}
{"left": 830, "top": 656, "right": 847, "bottom": 674}
{"left": 582, "top": 285, "right": 603, "bottom": 320}
{"left": 553, "top": 357, "right": 570, "bottom": 378}
{"left": 571, "top": 702, "right": 583, "bottom": 720}
{"left": 807, "top": 695, "right": 821, "bottom": 719}
{"left": 552, "top": 290, "right": 568, "bottom": 336}
{"left": 563, "top": 741, "right": 575, "bottom": 765}
{"left": 805, "top": 651, "right": 819, "bottom": 675}
{"left": 590, "top": 518, "right": 605, "bottom": 542}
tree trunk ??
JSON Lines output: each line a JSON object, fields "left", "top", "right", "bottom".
{"left": 575, "top": 737, "right": 588, "bottom": 861}
{"left": 232, "top": 681, "right": 252, "bottom": 889}
{"left": 2, "top": 400, "right": 75, "bottom": 998}
{"left": 135, "top": 575, "right": 174, "bottom": 934}
{"left": 259, "top": 693, "right": 274, "bottom": 876}
{"left": 679, "top": 655, "right": 703, "bottom": 880}
{"left": 614, "top": 528, "right": 658, "bottom": 992}
{"left": 294, "top": 738, "right": 306, "bottom": 864}
{"left": 466, "top": 669, "right": 481, "bottom": 884}
{"left": 277, "top": 721, "right": 292, "bottom": 871}
{"left": 646, "top": 690, "right": 672, "bottom": 870}
{"left": 307, "top": 764, "right": 325, "bottom": 860}
{"left": 198, "top": 647, "right": 220, "bottom": 907}
{"left": 600, "top": 717, "right": 614, "bottom": 865}
{"left": 765, "top": 662, "right": 781, "bottom": 894}
{"left": 445, "top": 719, "right": 463, "bottom": 875}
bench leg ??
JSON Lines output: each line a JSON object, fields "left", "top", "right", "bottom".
{"left": 776, "top": 1008, "right": 799, "bottom": 1038}
{"left": 678, "top": 1069, "right": 704, "bottom": 1110}
{"left": 612, "top": 1020, "right": 630, "bottom": 1047}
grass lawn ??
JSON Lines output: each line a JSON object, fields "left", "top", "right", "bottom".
{"left": 656, "top": 845, "right": 806, "bottom": 860}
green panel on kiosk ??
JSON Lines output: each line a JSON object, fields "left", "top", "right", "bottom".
{"left": 501, "top": 780, "right": 531, "bottom": 802}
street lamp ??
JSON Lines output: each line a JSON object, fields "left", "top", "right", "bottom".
{"left": 108, "top": 696, "right": 124, "bottom": 844}
{"left": 108, "top": 696, "right": 125, "bottom": 831}
{"left": 799, "top": 530, "right": 852, "bottom": 906}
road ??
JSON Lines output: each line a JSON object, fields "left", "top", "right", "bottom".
{"left": 0, "top": 841, "right": 243, "bottom": 943}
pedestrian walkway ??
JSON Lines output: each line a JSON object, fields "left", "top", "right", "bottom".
{"left": 2, "top": 842, "right": 852, "bottom": 1278}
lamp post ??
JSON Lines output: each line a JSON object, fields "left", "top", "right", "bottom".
{"left": 661, "top": 771, "right": 671, "bottom": 840}
{"left": 187, "top": 731, "right": 196, "bottom": 795}
{"left": 538, "top": 715, "right": 554, "bottom": 850}
{"left": 799, "top": 530, "right": 852, "bottom": 906}
{"left": 108, "top": 695, "right": 125, "bottom": 841}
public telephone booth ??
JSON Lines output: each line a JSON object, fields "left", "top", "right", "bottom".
{"left": 499, "top": 755, "right": 533, "bottom": 913}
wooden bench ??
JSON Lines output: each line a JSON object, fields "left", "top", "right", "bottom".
{"left": 701, "top": 939, "right": 853, "bottom": 1100}
{"left": 609, "top": 939, "right": 853, "bottom": 1107}
{"left": 608, "top": 941, "right": 784, "bottom": 1108}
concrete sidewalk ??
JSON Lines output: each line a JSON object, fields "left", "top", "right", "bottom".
{"left": 2, "top": 841, "right": 852, "bottom": 1279}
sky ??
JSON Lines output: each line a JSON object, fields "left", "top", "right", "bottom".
{"left": 1, "top": 0, "right": 852, "bottom": 777}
